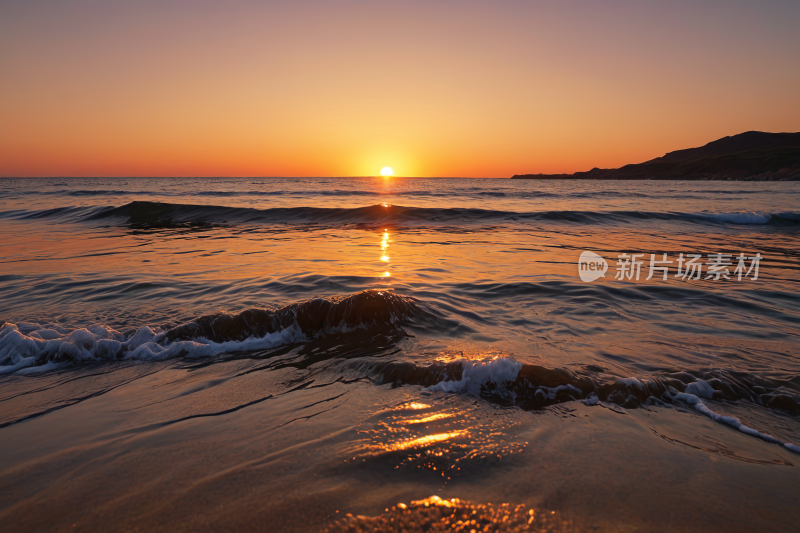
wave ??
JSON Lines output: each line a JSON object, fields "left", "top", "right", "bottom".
{"left": 2, "top": 201, "right": 799, "bottom": 228}
{"left": 3, "top": 183, "right": 793, "bottom": 202}
{"left": 362, "top": 356, "right": 798, "bottom": 411}
{"left": 0, "top": 290, "right": 428, "bottom": 374}
{"left": 700, "top": 212, "right": 773, "bottom": 224}
{"left": 10, "top": 308, "right": 797, "bottom": 417}
{"left": 361, "top": 355, "right": 800, "bottom": 453}
{"left": 3, "top": 291, "right": 799, "bottom": 452}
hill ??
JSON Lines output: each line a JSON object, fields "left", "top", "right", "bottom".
{"left": 512, "top": 131, "right": 800, "bottom": 180}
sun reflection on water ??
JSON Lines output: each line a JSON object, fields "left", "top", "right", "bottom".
{"left": 353, "top": 396, "right": 526, "bottom": 481}
{"left": 379, "top": 229, "right": 391, "bottom": 276}
{"left": 385, "top": 431, "right": 467, "bottom": 452}
{"left": 401, "top": 413, "right": 455, "bottom": 425}
{"left": 326, "top": 495, "right": 572, "bottom": 532}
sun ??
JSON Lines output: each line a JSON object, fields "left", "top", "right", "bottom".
{"left": 380, "top": 167, "right": 394, "bottom": 177}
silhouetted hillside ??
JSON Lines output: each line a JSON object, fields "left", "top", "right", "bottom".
{"left": 513, "top": 131, "right": 800, "bottom": 180}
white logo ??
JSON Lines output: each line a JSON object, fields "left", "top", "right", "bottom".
{"left": 578, "top": 251, "right": 608, "bottom": 282}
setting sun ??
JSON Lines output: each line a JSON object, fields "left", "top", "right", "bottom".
{"left": 1, "top": 3, "right": 798, "bottom": 532}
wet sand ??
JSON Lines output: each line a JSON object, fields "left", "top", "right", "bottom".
{"left": 1, "top": 360, "right": 798, "bottom": 532}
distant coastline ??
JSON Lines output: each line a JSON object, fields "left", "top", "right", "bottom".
{"left": 513, "top": 131, "right": 800, "bottom": 180}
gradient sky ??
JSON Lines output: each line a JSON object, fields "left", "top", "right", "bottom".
{"left": 1, "top": 0, "right": 798, "bottom": 178}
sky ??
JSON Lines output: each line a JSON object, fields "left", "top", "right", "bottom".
{"left": 1, "top": 0, "right": 798, "bottom": 178}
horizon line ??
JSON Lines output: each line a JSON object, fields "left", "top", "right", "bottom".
{"left": 0, "top": 175, "right": 503, "bottom": 180}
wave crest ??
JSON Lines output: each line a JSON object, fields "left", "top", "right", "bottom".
{"left": 4, "top": 201, "right": 799, "bottom": 228}
{"left": 0, "top": 290, "right": 423, "bottom": 374}
{"left": 364, "top": 356, "right": 800, "bottom": 414}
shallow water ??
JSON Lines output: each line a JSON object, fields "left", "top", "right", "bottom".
{"left": 1, "top": 177, "right": 799, "bottom": 531}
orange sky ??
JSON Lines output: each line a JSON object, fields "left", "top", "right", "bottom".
{"left": 1, "top": 0, "right": 798, "bottom": 178}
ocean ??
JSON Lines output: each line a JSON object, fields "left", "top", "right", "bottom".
{"left": 1, "top": 177, "right": 799, "bottom": 531}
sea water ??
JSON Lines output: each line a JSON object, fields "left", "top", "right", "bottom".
{"left": 1, "top": 177, "right": 799, "bottom": 531}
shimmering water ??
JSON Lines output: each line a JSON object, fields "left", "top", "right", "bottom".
{"left": 1, "top": 177, "right": 799, "bottom": 531}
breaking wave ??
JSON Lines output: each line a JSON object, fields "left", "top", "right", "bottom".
{"left": 0, "top": 290, "right": 427, "bottom": 374}
{"left": 362, "top": 356, "right": 800, "bottom": 412}
{"left": 360, "top": 355, "right": 800, "bottom": 453}
{"left": 2, "top": 289, "right": 799, "bottom": 453}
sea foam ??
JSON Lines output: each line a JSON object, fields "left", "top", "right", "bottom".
{"left": 0, "top": 290, "right": 423, "bottom": 375}
{"left": 427, "top": 357, "right": 522, "bottom": 396}
{"left": 0, "top": 321, "right": 305, "bottom": 375}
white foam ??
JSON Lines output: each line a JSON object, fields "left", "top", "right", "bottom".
{"left": 427, "top": 356, "right": 522, "bottom": 396}
{"left": 14, "top": 361, "right": 69, "bottom": 375}
{"left": 583, "top": 393, "right": 599, "bottom": 406}
{"left": 123, "top": 325, "right": 304, "bottom": 361}
{"left": 669, "top": 387, "right": 797, "bottom": 453}
{"left": 0, "top": 324, "right": 41, "bottom": 366}
{"left": 534, "top": 383, "right": 583, "bottom": 400}
{"left": 685, "top": 379, "right": 716, "bottom": 399}
{"left": 0, "top": 321, "right": 306, "bottom": 374}
{"left": 0, "top": 356, "right": 37, "bottom": 376}
{"left": 617, "top": 377, "right": 645, "bottom": 390}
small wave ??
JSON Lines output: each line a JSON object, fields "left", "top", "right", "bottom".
{"left": 687, "top": 210, "right": 800, "bottom": 225}
{"left": 666, "top": 386, "right": 800, "bottom": 453}
{"left": 0, "top": 290, "right": 424, "bottom": 374}
{"left": 4, "top": 200, "right": 798, "bottom": 228}
{"left": 362, "top": 356, "right": 800, "bottom": 451}
{"left": 426, "top": 357, "right": 523, "bottom": 400}
{"left": 67, "top": 190, "right": 153, "bottom": 197}
{"left": 696, "top": 212, "right": 772, "bottom": 224}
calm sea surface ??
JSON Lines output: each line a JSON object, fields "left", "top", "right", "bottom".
{"left": 1, "top": 177, "right": 799, "bottom": 531}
